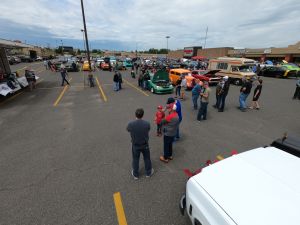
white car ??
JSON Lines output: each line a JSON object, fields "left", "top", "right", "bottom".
{"left": 180, "top": 147, "right": 300, "bottom": 225}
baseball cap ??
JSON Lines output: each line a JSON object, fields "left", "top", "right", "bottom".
{"left": 166, "top": 97, "right": 175, "bottom": 104}
{"left": 157, "top": 105, "right": 163, "bottom": 109}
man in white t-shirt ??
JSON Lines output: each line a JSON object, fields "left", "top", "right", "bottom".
{"left": 180, "top": 76, "right": 187, "bottom": 100}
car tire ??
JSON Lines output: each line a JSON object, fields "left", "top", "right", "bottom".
{"left": 151, "top": 87, "right": 154, "bottom": 93}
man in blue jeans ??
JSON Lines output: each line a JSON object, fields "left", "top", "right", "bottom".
{"left": 239, "top": 78, "right": 252, "bottom": 112}
{"left": 197, "top": 82, "right": 211, "bottom": 121}
{"left": 192, "top": 80, "right": 203, "bottom": 110}
{"left": 127, "top": 108, "right": 154, "bottom": 180}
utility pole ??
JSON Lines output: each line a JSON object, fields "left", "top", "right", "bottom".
{"left": 80, "top": 0, "right": 91, "bottom": 70}
{"left": 166, "top": 36, "right": 170, "bottom": 62}
{"left": 204, "top": 26, "right": 208, "bottom": 49}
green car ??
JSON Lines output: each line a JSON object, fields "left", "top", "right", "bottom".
{"left": 147, "top": 69, "right": 174, "bottom": 94}
{"left": 282, "top": 64, "right": 300, "bottom": 77}
{"left": 123, "top": 60, "right": 133, "bottom": 68}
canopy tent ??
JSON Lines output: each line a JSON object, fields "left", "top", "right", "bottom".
{"left": 191, "top": 56, "right": 206, "bottom": 60}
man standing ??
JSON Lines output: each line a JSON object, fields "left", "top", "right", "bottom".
{"left": 113, "top": 72, "right": 119, "bottom": 91}
{"left": 191, "top": 80, "right": 202, "bottom": 110}
{"left": 218, "top": 76, "right": 230, "bottom": 112}
{"left": 160, "top": 104, "right": 180, "bottom": 163}
{"left": 166, "top": 97, "right": 182, "bottom": 140}
{"left": 118, "top": 72, "right": 123, "bottom": 90}
{"left": 292, "top": 77, "right": 300, "bottom": 100}
{"left": 127, "top": 108, "right": 154, "bottom": 180}
{"left": 197, "top": 81, "right": 211, "bottom": 121}
{"left": 239, "top": 77, "right": 252, "bottom": 112}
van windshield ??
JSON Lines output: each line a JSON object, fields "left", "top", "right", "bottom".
{"left": 237, "top": 65, "right": 252, "bottom": 72}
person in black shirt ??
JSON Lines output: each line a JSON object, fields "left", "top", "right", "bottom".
{"left": 239, "top": 77, "right": 252, "bottom": 112}
{"left": 218, "top": 76, "right": 230, "bottom": 112}
{"left": 249, "top": 78, "right": 263, "bottom": 110}
{"left": 113, "top": 72, "right": 119, "bottom": 91}
{"left": 127, "top": 108, "right": 154, "bottom": 179}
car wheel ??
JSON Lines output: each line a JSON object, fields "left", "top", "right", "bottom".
{"left": 151, "top": 87, "right": 154, "bottom": 93}
{"left": 234, "top": 79, "right": 241, "bottom": 85}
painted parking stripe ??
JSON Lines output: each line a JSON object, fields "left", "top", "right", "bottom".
{"left": 95, "top": 77, "right": 108, "bottom": 102}
{"left": 53, "top": 78, "right": 72, "bottom": 107}
{"left": 113, "top": 192, "right": 128, "bottom": 225}
{"left": 123, "top": 78, "right": 149, "bottom": 96}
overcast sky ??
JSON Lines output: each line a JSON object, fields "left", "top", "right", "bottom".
{"left": 0, "top": 0, "right": 299, "bottom": 50}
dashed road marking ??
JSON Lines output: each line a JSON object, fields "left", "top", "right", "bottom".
{"left": 113, "top": 192, "right": 128, "bottom": 225}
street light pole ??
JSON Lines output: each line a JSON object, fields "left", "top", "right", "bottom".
{"left": 166, "top": 36, "right": 170, "bottom": 62}
{"left": 80, "top": 0, "right": 91, "bottom": 70}
{"left": 81, "top": 29, "right": 86, "bottom": 56}
{"left": 61, "top": 40, "right": 64, "bottom": 54}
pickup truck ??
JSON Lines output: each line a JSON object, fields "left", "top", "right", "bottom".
{"left": 180, "top": 142, "right": 300, "bottom": 225}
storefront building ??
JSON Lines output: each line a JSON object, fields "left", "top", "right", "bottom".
{"left": 228, "top": 42, "right": 300, "bottom": 64}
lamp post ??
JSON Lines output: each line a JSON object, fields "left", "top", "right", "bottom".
{"left": 81, "top": 29, "right": 86, "bottom": 56}
{"left": 80, "top": 0, "right": 91, "bottom": 70}
{"left": 60, "top": 40, "right": 64, "bottom": 54}
{"left": 166, "top": 36, "right": 170, "bottom": 62}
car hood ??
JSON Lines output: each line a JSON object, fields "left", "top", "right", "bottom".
{"left": 152, "top": 69, "right": 169, "bottom": 82}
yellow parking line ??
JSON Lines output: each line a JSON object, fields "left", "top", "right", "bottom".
{"left": 216, "top": 155, "right": 224, "bottom": 161}
{"left": 53, "top": 78, "right": 72, "bottom": 107}
{"left": 95, "top": 77, "right": 108, "bottom": 102}
{"left": 113, "top": 192, "right": 128, "bottom": 225}
{"left": 123, "top": 78, "right": 149, "bottom": 96}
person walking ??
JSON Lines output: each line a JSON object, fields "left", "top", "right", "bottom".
{"left": 154, "top": 105, "right": 165, "bottom": 136}
{"left": 239, "top": 77, "right": 252, "bottom": 112}
{"left": 197, "top": 81, "right": 211, "bottom": 121}
{"left": 43, "top": 60, "right": 48, "bottom": 70}
{"left": 160, "top": 104, "right": 180, "bottom": 163}
{"left": 191, "top": 80, "right": 202, "bottom": 110}
{"left": 113, "top": 72, "right": 119, "bottom": 91}
{"left": 127, "top": 108, "right": 154, "bottom": 180}
{"left": 138, "top": 71, "right": 144, "bottom": 87}
{"left": 249, "top": 78, "right": 263, "bottom": 109}
{"left": 292, "top": 77, "right": 300, "bottom": 100}
{"left": 217, "top": 76, "right": 230, "bottom": 112}
{"left": 60, "top": 65, "right": 70, "bottom": 86}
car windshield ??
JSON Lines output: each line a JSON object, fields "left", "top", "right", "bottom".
{"left": 236, "top": 65, "right": 252, "bottom": 72}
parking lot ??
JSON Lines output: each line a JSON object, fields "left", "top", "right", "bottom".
{"left": 0, "top": 63, "right": 299, "bottom": 225}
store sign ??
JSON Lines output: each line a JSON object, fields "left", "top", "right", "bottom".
{"left": 264, "top": 49, "right": 272, "bottom": 54}
{"left": 183, "top": 47, "right": 194, "bottom": 57}
{"left": 232, "top": 49, "right": 246, "bottom": 54}
{"left": 0, "top": 83, "right": 13, "bottom": 96}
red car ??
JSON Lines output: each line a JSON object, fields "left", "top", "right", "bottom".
{"left": 191, "top": 70, "right": 221, "bottom": 85}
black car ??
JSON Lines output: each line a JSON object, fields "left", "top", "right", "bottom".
{"left": 258, "top": 66, "right": 294, "bottom": 78}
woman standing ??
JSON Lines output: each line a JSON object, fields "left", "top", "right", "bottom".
{"left": 249, "top": 78, "right": 263, "bottom": 110}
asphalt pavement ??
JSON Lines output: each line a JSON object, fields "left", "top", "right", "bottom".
{"left": 0, "top": 63, "right": 299, "bottom": 225}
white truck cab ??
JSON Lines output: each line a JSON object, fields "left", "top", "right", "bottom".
{"left": 180, "top": 147, "right": 300, "bottom": 225}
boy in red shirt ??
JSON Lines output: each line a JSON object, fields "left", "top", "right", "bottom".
{"left": 154, "top": 105, "right": 165, "bottom": 136}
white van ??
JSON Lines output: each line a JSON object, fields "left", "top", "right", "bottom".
{"left": 180, "top": 147, "right": 300, "bottom": 225}
{"left": 208, "top": 57, "right": 256, "bottom": 85}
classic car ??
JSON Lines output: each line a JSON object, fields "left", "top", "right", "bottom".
{"left": 82, "top": 61, "right": 91, "bottom": 71}
{"left": 65, "top": 61, "right": 79, "bottom": 72}
{"left": 123, "top": 59, "right": 133, "bottom": 68}
{"left": 148, "top": 69, "right": 174, "bottom": 94}
{"left": 191, "top": 70, "right": 221, "bottom": 85}
{"left": 258, "top": 66, "right": 296, "bottom": 78}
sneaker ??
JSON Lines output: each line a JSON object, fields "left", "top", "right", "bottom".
{"left": 146, "top": 168, "right": 155, "bottom": 178}
{"left": 131, "top": 170, "right": 138, "bottom": 180}
{"left": 168, "top": 156, "right": 173, "bottom": 160}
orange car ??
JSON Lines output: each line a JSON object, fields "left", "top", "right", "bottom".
{"left": 169, "top": 68, "right": 194, "bottom": 89}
